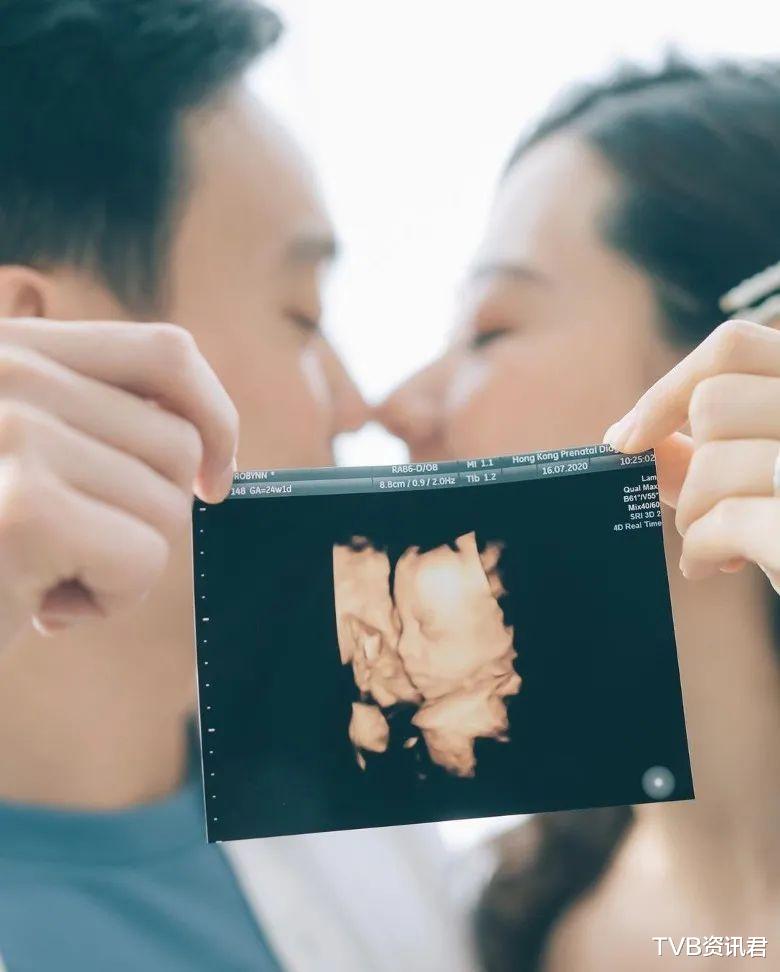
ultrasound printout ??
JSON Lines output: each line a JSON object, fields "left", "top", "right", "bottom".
{"left": 192, "top": 444, "right": 692, "bottom": 842}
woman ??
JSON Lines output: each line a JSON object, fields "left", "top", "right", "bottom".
{"left": 380, "top": 60, "right": 780, "bottom": 970}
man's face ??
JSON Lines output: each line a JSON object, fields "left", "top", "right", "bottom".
{"left": 167, "top": 87, "right": 367, "bottom": 470}
{"left": 26, "top": 87, "right": 370, "bottom": 705}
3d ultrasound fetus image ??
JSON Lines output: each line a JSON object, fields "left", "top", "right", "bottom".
{"left": 332, "top": 532, "right": 521, "bottom": 778}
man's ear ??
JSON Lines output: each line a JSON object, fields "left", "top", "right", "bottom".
{"left": 0, "top": 265, "right": 53, "bottom": 318}
{"left": 0, "top": 264, "right": 125, "bottom": 322}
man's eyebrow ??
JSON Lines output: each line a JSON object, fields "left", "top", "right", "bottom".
{"left": 288, "top": 233, "right": 340, "bottom": 264}
{"left": 469, "top": 261, "right": 551, "bottom": 285}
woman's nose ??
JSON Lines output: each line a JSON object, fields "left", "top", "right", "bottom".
{"left": 377, "top": 362, "right": 446, "bottom": 447}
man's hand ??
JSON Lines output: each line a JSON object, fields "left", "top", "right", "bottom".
{"left": 0, "top": 318, "right": 238, "bottom": 644}
{"left": 604, "top": 319, "right": 780, "bottom": 590}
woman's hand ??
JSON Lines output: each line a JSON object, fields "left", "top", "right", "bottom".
{"left": 603, "top": 319, "right": 780, "bottom": 591}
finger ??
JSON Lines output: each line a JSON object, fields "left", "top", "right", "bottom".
{"left": 675, "top": 438, "right": 778, "bottom": 536}
{"left": 38, "top": 487, "right": 168, "bottom": 619}
{"left": 0, "top": 460, "right": 169, "bottom": 620}
{"left": 687, "top": 374, "right": 780, "bottom": 446}
{"left": 653, "top": 432, "right": 693, "bottom": 509}
{"left": 0, "top": 319, "right": 238, "bottom": 500}
{"left": 0, "top": 402, "right": 191, "bottom": 541}
{"left": 34, "top": 580, "right": 103, "bottom": 633}
{"left": 604, "top": 319, "right": 780, "bottom": 453}
{"left": 680, "top": 496, "right": 780, "bottom": 580}
{"left": 0, "top": 343, "right": 203, "bottom": 496}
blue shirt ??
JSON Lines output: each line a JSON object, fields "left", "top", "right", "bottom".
{"left": 0, "top": 773, "right": 281, "bottom": 971}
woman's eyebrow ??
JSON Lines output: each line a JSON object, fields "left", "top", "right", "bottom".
{"left": 469, "top": 261, "right": 551, "bottom": 286}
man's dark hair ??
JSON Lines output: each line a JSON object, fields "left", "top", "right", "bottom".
{"left": 0, "top": 0, "right": 281, "bottom": 312}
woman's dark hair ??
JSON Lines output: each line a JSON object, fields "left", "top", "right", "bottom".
{"left": 0, "top": 0, "right": 281, "bottom": 313}
{"left": 475, "top": 56, "right": 780, "bottom": 972}
{"left": 508, "top": 57, "right": 780, "bottom": 347}
{"left": 476, "top": 806, "right": 633, "bottom": 972}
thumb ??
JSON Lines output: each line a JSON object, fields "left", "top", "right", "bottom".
{"left": 654, "top": 432, "right": 693, "bottom": 509}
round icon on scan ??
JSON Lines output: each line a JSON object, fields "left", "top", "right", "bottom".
{"left": 641, "top": 765, "right": 675, "bottom": 800}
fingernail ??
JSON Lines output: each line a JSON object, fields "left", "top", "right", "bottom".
{"left": 197, "top": 460, "right": 236, "bottom": 504}
{"left": 603, "top": 411, "right": 636, "bottom": 452}
{"left": 32, "top": 615, "right": 56, "bottom": 637}
{"left": 32, "top": 614, "right": 74, "bottom": 636}
{"left": 214, "top": 460, "right": 236, "bottom": 501}
{"left": 679, "top": 556, "right": 689, "bottom": 579}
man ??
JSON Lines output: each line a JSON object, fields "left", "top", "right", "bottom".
{"left": 0, "top": 3, "right": 475, "bottom": 970}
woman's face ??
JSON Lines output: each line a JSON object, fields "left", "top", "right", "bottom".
{"left": 380, "top": 135, "right": 681, "bottom": 460}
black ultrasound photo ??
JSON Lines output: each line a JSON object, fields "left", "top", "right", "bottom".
{"left": 193, "top": 456, "right": 692, "bottom": 842}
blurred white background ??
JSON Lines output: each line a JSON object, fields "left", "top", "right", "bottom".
{"left": 251, "top": 0, "right": 779, "bottom": 851}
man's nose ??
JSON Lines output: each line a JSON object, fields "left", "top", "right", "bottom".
{"left": 316, "top": 339, "right": 370, "bottom": 434}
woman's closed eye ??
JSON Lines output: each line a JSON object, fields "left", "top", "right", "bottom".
{"left": 469, "top": 325, "right": 515, "bottom": 351}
